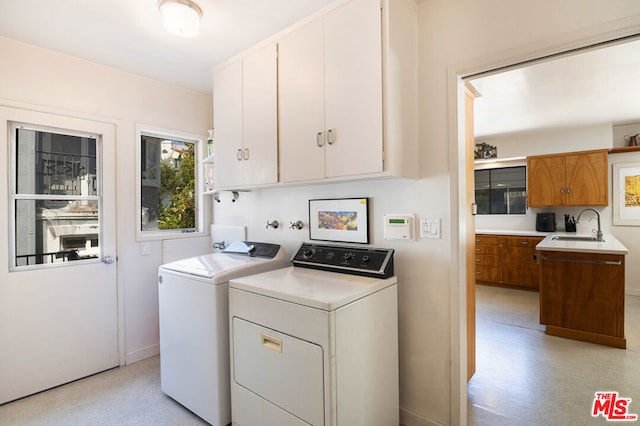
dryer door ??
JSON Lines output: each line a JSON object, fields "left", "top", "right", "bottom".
{"left": 232, "top": 318, "right": 324, "bottom": 425}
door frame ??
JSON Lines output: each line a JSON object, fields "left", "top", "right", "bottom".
{"left": 448, "top": 21, "right": 640, "bottom": 426}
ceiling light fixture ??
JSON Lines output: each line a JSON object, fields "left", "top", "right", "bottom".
{"left": 158, "top": 0, "right": 203, "bottom": 38}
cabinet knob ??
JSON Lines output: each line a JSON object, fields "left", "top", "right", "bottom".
{"left": 243, "top": 148, "right": 250, "bottom": 160}
{"left": 316, "top": 132, "right": 325, "bottom": 147}
{"left": 236, "top": 148, "right": 243, "bottom": 161}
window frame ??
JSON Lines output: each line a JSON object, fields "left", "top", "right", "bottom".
{"left": 9, "top": 121, "right": 104, "bottom": 271}
{"left": 135, "top": 124, "right": 206, "bottom": 242}
{"left": 474, "top": 164, "right": 528, "bottom": 216}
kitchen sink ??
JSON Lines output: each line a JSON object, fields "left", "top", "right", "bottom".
{"left": 551, "top": 235, "right": 602, "bottom": 242}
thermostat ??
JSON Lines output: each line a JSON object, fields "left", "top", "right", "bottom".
{"left": 383, "top": 214, "right": 415, "bottom": 241}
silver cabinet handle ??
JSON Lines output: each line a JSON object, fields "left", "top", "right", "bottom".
{"left": 236, "top": 148, "right": 243, "bottom": 161}
{"left": 102, "top": 256, "right": 115, "bottom": 264}
{"left": 541, "top": 255, "right": 621, "bottom": 266}
{"left": 243, "top": 148, "right": 249, "bottom": 160}
{"left": 327, "top": 128, "right": 336, "bottom": 145}
{"left": 316, "top": 131, "right": 324, "bottom": 147}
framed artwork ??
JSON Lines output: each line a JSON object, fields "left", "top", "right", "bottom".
{"left": 613, "top": 162, "right": 640, "bottom": 226}
{"left": 308, "top": 198, "right": 369, "bottom": 244}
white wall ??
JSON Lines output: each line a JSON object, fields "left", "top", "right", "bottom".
{"left": 0, "top": 36, "right": 212, "bottom": 364}
{"left": 213, "top": 2, "right": 640, "bottom": 426}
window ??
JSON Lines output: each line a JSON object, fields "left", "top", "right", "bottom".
{"left": 138, "top": 128, "right": 202, "bottom": 238}
{"left": 10, "top": 123, "right": 101, "bottom": 268}
{"left": 475, "top": 166, "right": 527, "bottom": 215}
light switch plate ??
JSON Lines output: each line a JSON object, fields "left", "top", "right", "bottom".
{"left": 421, "top": 218, "right": 441, "bottom": 239}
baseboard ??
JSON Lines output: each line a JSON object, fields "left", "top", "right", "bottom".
{"left": 125, "top": 344, "right": 160, "bottom": 365}
{"left": 400, "top": 407, "right": 445, "bottom": 426}
{"left": 626, "top": 288, "right": 640, "bottom": 297}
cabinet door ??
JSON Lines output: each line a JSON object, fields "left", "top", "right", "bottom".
{"left": 539, "top": 251, "right": 624, "bottom": 337}
{"left": 527, "top": 155, "right": 565, "bottom": 207}
{"left": 213, "top": 60, "right": 243, "bottom": 188}
{"left": 500, "top": 245, "right": 539, "bottom": 288}
{"left": 324, "top": 0, "right": 383, "bottom": 178}
{"left": 278, "top": 18, "right": 325, "bottom": 183}
{"left": 565, "top": 151, "right": 608, "bottom": 206}
{"left": 243, "top": 43, "right": 278, "bottom": 186}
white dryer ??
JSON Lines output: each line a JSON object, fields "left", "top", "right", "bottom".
{"left": 229, "top": 243, "right": 398, "bottom": 426}
{"left": 158, "top": 241, "right": 290, "bottom": 425}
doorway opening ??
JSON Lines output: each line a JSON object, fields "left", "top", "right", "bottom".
{"left": 459, "top": 35, "right": 640, "bottom": 424}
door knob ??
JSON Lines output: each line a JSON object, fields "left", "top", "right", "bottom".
{"left": 102, "top": 256, "right": 115, "bottom": 264}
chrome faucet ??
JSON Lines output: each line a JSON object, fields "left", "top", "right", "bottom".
{"left": 576, "top": 208, "right": 604, "bottom": 242}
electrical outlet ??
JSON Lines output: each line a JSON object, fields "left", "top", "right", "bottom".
{"left": 420, "top": 218, "right": 441, "bottom": 239}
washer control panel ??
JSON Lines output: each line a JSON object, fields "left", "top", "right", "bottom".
{"left": 292, "top": 243, "right": 394, "bottom": 278}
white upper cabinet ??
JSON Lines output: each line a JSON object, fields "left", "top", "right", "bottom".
{"left": 279, "top": 0, "right": 384, "bottom": 183}
{"left": 213, "top": 42, "right": 278, "bottom": 189}
{"left": 213, "top": 0, "right": 418, "bottom": 188}
{"left": 278, "top": 18, "right": 326, "bottom": 182}
{"left": 213, "top": 60, "right": 243, "bottom": 188}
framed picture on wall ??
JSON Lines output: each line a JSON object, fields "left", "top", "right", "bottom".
{"left": 613, "top": 161, "right": 640, "bottom": 226}
{"left": 308, "top": 198, "right": 369, "bottom": 244}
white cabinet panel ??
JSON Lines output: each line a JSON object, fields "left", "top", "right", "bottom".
{"left": 243, "top": 43, "right": 278, "bottom": 186}
{"left": 278, "top": 18, "right": 325, "bottom": 182}
{"left": 324, "top": 0, "right": 383, "bottom": 178}
{"left": 279, "top": 0, "right": 383, "bottom": 183}
{"left": 213, "top": 60, "right": 243, "bottom": 188}
{"left": 213, "top": 43, "right": 278, "bottom": 189}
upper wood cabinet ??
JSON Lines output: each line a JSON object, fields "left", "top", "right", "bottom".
{"left": 213, "top": 43, "right": 278, "bottom": 189}
{"left": 527, "top": 149, "right": 608, "bottom": 207}
{"left": 279, "top": 0, "right": 383, "bottom": 182}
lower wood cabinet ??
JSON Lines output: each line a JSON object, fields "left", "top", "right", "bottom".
{"left": 539, "top": 250, "right": 626, "bottom": 348}
{"left": 475, "top": 234, "right": 544, "bottom": 289}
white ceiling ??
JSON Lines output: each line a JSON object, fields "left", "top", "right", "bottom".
{"left": 0, "top": 0, "right": 336, "bottom": 94}
{"left": 470, "top": 38, "right": 640, "bottom": 138}
{"left": 0, "top": 1, "right": 638, "bottom": 137}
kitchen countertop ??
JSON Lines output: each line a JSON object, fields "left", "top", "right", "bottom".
{"left": 536, "top": 232, "right": 628, "bottom": 255}
{"left": 476, "top": 229, "right": 551, "bottom": 237}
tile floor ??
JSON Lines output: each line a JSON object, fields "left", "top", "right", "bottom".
{"left": 468, "top": 284, "right": 640, "bottom": 425}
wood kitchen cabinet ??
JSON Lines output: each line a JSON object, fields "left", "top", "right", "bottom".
{"left": 279, "top": 0, "right": 383, "bottom": 182}
{"left": 539, "top": 250, "right": 626, "bottom": 348}
{"left": 527, "top": 149, "right": 608, "bottom": 207}
{"left": 475, "top": 235, "right": 501, "bottom": 283}
{"left": 213, "top": 43, "right": 278, "bottom": 189}
{"left": 475, "top": 234, "right": 543, "bottom": 289}
{"left": 499, "top": 236, "right": 543, "bottom": 289}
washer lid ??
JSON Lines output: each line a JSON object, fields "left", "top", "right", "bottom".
{"left": 230, "top": 267, "right": 397, "bottom": 311}
{"left": 159, "top": 245, "right": 290, "bottom": 282}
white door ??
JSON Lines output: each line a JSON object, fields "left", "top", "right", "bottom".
{"left": 0, "top": 106, "right": 119, "bottom": 404}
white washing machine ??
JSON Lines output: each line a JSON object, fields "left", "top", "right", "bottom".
{"left": 228, "top": 243, "right": 398, "bottom": 426}
{"left": 158, "top": 241, "right": 290, "bottom": 426}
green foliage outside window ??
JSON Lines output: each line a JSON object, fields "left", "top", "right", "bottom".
{"left": 158, "top": 150, "right": 195, "bottom": 230}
